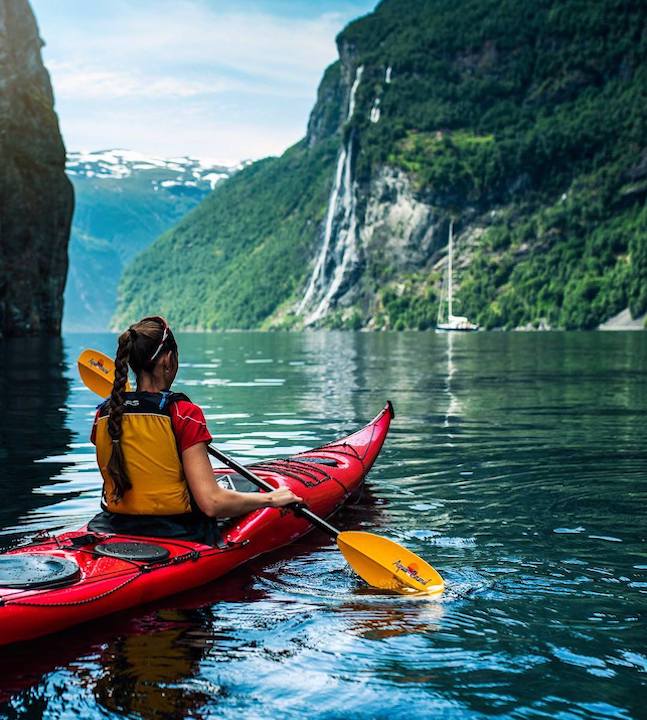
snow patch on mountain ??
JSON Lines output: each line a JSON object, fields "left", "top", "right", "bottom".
{"left": 66, "top": 149, "right": 250, "bottom": 189}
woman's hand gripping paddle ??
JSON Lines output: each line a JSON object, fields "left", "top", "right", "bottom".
{"left": 206, "top": 444, "right": 445, "bottom": 595}
{"left": 77, "top": 348, "right": 444, "bottom": 595}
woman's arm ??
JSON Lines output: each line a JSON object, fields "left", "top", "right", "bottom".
{"left": 182, "top": 442, "right": 302, "bottom": 518}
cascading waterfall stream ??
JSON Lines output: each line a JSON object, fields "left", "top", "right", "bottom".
{"left": 297, "top": 66, "right": 364, "bottom": 322}
{"left": 297, "top": 148, "right": 348, "bottom": 314}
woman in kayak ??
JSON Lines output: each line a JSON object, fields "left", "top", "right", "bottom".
{"left": 88, "top": 316, "right": 301, "bottom": 543}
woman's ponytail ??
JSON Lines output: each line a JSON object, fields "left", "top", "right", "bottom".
{"left": 106, "top": 327, "right": 134, "bottom": 501}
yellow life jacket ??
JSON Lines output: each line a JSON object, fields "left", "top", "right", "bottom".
{"left": 94, "top": 391, "right": 193, "bottom": 515}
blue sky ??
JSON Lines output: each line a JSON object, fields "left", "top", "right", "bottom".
{"left": 31, "top": 0, "right": 376, "bottom": 164}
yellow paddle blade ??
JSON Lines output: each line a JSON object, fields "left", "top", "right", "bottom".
{"left": 337, "top": 531, "right": 444, "bottom": 595}
{"left": 77, "top": 348, "right": 131, "bottom": 397}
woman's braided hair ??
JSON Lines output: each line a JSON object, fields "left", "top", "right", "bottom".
{"left": 107, "top": 316, "right": 177, "bottom": 501}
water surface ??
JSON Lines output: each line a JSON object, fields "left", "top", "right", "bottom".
{"left": 1, "top": 331, "right": 645, "bottom": 719}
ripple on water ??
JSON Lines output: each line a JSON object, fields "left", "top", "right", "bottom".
{"left": 1, "top": 331, "right": 646, "bottom": 720}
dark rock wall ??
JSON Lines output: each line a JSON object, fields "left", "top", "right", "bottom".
{"left": 305, "top": 38, "right": 362, "bottom": 150}
{"left": 0, "top": 0, "right": 73, "bottom": 337}
{"left": 305, "top": 61, "right": 346, "bottom": 148}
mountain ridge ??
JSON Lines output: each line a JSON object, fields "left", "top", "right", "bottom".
{"left": 115, "top": 0, "right": 646, "bottom": 331}
{"left": 64, "top": 150, "right": 246, "bottom": 331}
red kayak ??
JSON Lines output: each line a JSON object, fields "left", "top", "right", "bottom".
{"left": 0, "top": 403, "right": 393, "bottom": 646}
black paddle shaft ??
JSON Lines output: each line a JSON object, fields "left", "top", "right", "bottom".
{"left": 206, "top": 446, "right": 340, "bottom": 537}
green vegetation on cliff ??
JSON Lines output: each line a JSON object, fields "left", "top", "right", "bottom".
{"left": 116, "top": 0, "right": 646, "bottom": 331}
{"left": 459, "top": 189, "right": 646, "bottom": 330}
{"left": 346, "top": 0, "right": 646, "bottom": 328}
{"left": 67, "top": 169, "right": 210, "bottom": 331}
{"left": 116, "top": 142, "right": 337, "bottom": 329}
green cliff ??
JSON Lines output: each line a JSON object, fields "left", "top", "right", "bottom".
{"left": 115, "top": 0, "right": 646, "bottom": 331}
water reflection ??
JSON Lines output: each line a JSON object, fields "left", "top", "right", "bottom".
{"left": 0, "top": 569, "right": 266, "bottom": 715}
{"left": 91, "top": 610, "right": 213, "bottom": 719}
{"left": 443, "top": 331, "right": 463, "bottom": 428}
{"left": 0, "top": 337, "right": 73, "bottom": 542}
{"left": 0, "top": 331, "right": 645, "bottom": 720}
{"left": 300, "top": 331, "right": 360, "bottom": 423}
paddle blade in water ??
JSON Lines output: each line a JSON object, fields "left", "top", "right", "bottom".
{"left": 336, "top": 531, "right": 444, "bottom": 595}
{"left": 77, "top": 349, "right": 130, "bottom": 397}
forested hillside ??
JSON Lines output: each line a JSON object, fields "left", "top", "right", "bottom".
{"left": 64, "top": 151, "right": 240, "bottom": 331}
{"left": 115, "top": 0, "right": 646, "bottom": 331}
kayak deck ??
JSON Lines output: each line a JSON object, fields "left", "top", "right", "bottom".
{"left": 0, "top": 402, "right": 393, "bottom": 646}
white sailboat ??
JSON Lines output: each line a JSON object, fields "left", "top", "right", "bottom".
{"left": 436, "top": 220, "right": 479, "bottom": 332}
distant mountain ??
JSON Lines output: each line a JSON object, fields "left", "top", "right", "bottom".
{"left": 115, "top": 0, "right": 646, "bottom": 331}
{"left": 63, "top": 150, "right": 246, "bottom": 331}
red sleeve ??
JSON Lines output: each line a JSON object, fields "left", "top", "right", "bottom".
{"left": 170, "top": 400, "right": 213, "bottom": 453}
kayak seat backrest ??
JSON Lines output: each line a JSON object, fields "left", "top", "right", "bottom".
{"left": 0, "top": 553, "right": 81, "bottom": 589}
{"left": 217, "top": 474, "right": 261, "bottom": 493}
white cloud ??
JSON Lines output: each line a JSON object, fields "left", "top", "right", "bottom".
{"left": 34, "top": 0, "right": 376, "bottom": 160}
{"left": 46, "top": 3, "right": 352, "bottom": 98}
{"left": 98, "top": 3, "right": 348, "bottom": 84}
{"left": 58, "top": 96, "right": 308, "bottom": 165}
{"left": 48, "top": 62, "right": 228, "bottom": 100}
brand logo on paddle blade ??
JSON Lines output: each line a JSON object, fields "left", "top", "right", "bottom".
{"left": 393, "top": 559, "right": 427, "bottom": 584}
{"left": 89, "top": 358, "right": 110, "bottom": 375}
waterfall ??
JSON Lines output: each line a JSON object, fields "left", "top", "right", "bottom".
{"left": 298, "top": 66, "right": 364, "bottom": 321}
{"left": 347, "top": 65, "right": 363, "bottom": 118}
{"left": 307, "top": 181, "right": 360, "bottom": 324}
{"left": 370, "top": 97, "right": 381, "bottom": 123}
{"left": 297, "top": 148, "right": 347, "bottom": 313}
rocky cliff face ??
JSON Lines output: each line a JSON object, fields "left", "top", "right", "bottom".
{"left": 116, "top": 0, "right": 646, "bottom": 332}
{"left": 0, "top": 0, "right": 73, "bottom": 337}
{"left": 297, "top": 54, "right": 449, "bottom": 328}
{"left": 293, "top": 0, "right": 646, "bottom": 330}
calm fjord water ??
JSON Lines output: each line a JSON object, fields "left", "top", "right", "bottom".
{"left": 0, "top": 331, "right": 645, "bottom": 720}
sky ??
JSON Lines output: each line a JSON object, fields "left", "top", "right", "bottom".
{"left": 31, "top": 0, "right": 377, "bottom": 165}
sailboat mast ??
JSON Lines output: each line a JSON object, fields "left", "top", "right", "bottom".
{"left": 448, "top": 220, "right": 453, "bottom": 319}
